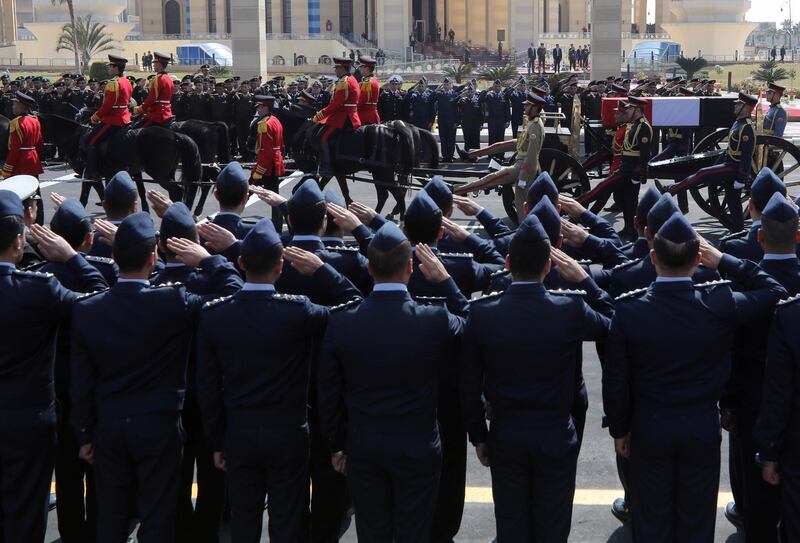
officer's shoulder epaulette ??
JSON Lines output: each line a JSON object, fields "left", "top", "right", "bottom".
{"left": 272, "top": 293, "right": 308, "bottom": 304}
{"left": 469, "top": 291, "right": 503, "bottom": 304}
{"left": 493, "top": 229, "right": 516, "bottom": 240}
{"left": 20, "top": 260, "right": 47, "bottom": 272}
{"left": 149, "top": 281, "right": 183, "bottom": 288}
{"left": 330, "top": 297, "right": 362, "bottom": 312}
{"left": 720, "top": 230, "right": 748, "bottom": 243}
{"left": 777, "top": 293, "right": 800, "bottom": 307}
{"left": 611, "top": 258, "right": 639, "bottom": 272}
{"left": 614, "top": 287, "right": 648, "bottom": 301}
{"left": 84, "top": 255, "right": 114, "bottom": 265}
{"left": 576, "top": 259, "right": 593, "bottom": 266}
{"left": 490, "top": 267, "right": 510, "bottom": 278}
{"left": 694, "top": 279, "right": 733, "bottom": 289}
{"left": 413, "top": 295, "right": 448, "bottom": 305}
{"left": 203, "top": 295, "right": 233, "bottom": 310}
{"left": 325, "top": 245, "right": 360, "bottom": 252}
{"left": 618, "top": 241, "right": 634, "bottom": 252}
{"left": 12, "top": 268, "right": 53, "bottom": 280}
{"left": 439, "top": 252, "right": 474, "bottom": 259}
{"left": 76, "top": 289, "right": 107, "bottom": 301}
{"left": 548, "top": 288, "right": 587, "bottom": 296}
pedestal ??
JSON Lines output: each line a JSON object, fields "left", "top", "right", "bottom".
{"left": 230, "top": 0, "right": 266, "bottom": 80}
{"left": 591, "top": 0, "right": 622, "bottom": 79}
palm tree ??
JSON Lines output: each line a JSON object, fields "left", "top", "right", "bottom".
{"left": 442, "top": 63, "right": 472, "bottom": 84}
{"left": 51, "top": 0, "right": 80, "bottom": 73}
{"left": 479, "top": 64, "right": 519, "bottom": 85}
{"left": 675, "top": 56, "right": 708, "bottom": 81}
{"left": 56, "top": 16, "right": 116, "bottom": 74}
{"left": 751, "top": 59, "right": 790, "bottom": 84}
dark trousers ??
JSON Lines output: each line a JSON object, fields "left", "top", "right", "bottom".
{"left": 729, "top": 433, "right": 745, "bottom": 518}
{"left": 0, "top": 408, "right": 56, "bottom": 543}
{"left": 738, "top": 409, "right": 781, "bottom": 543}
{"left": 94, "top": 412, "right": 182, "bottom": 543}
{"left": 462, "top": 126, "right": 481, "bottom": 152}
{"left": 347, "top": 426, "right": 442, "bottom": 542}
{"left": 225, "top": 423, "right": 310, "bottom": 543}
{"left": 55, "top": 410, "right": 97, "bottom": 543}
{"left": 510, "top": 119, "right": 522, "bottom": 140}
{"left": 578, "top": 164, "right": 638, "bottom": 231}
{"left": 630, "top": 407, "right": 720, "bottom": 543}
{"left": 669, "top": 162, "right": 744, "bottom": 232}
{"left": 780, "top": 457, "right": 800, "bottom": 541}
{"left": 554, "top": 60, "right": 561, "bottom": 73}
{"left": 309, "top": 414, "right": 350, "bottom": 543}
{"left": 488, "top": 416, "right": 579, "bottom": 542}
{"left": 432, "top": 388, "right": 466, "bottom": 543}
{"left": 439, "top": 123, "right": 457, "bottom": 161}
{"left": 488, "top": 123, "right": 506, "bottom": 161}
{"left": 176, "top": 397, "right": 225, "bottom": 543}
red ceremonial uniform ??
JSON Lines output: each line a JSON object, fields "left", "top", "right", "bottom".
{"left": 3, "top": 113, "right": 43, "bottom": 178}
{"left": 139, "top": 72, "right": 174, "bottom": 125}
{"left": 609, "top": 123, "right": 627, "bottom": 173}
{"left": 253, "top": 114, "right": 285, "bottom": 179}
{"left": 357, "top": 75, "right": 381, "bottom": 124}
{"left": 318, "top": 75, "right": 361, "bottom": 131}
{"left": 92, "top": 76, "right": 133, "bottom": 127}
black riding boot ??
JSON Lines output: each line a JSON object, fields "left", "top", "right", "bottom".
{"left": 318, "top": 141, "right": 334, "bottom": 177}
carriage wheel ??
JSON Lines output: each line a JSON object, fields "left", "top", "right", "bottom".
{"left": 688, "top": 131, "right": 800, "bottom": 230}
{"left": 501, "top": 148, "right": 591, "bottom": 225}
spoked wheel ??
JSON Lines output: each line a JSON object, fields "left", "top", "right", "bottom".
{"left": 684, "top": 130, "right": 800, "bottom": 231}
{"left": 501, "top": 148, "right": 591, "bottom": 225}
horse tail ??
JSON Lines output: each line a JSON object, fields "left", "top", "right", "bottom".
{"left": 175, "top": 132, "right": 202, "bottom": 187}
{"left": 418, "top": 128, "right": 440, "bottom": 169}
{"left": 212, "top": 121, "right": 231, "bottom": 163}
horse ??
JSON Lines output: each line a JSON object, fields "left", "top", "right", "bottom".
{"left": 171, "top": 119, "right": 231, "bottom": 217}
{"left": 272, "top": 106, "right": 439, "bottom": 218}
{"left": 38, "top": 113, "right": 202, "bottom": 212}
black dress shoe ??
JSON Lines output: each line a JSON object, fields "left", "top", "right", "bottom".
{"left": 611, "top": 497, "right": 630, "bottom": 524}
{"left": 724, "top": 501, "right": 744, "bottom": 529}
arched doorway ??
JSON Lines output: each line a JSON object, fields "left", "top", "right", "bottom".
{"left": 164, "top": 0, "right": 181, "bottom": 34}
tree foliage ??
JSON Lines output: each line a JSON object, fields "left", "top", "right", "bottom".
{"left": 751, "top": 59, "right": 790, "bottom": 84}
{"left": 675, "top": 56, "right": 708, "bottom": 80}
{"left": 442, "top": 63, "right": 473, "bottom": 84}
{"left": 56, "top": 16, "right": 116, "bottom": 74}
{"left": 51, "top": 0, "right": 80, "bottom": 73}
{"left": 479, "top": 64, "right": 519, "bottom": 84}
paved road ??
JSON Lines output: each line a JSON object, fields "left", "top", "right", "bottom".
{"left": 36, "top": 139, "right": 795, "bottom": 541}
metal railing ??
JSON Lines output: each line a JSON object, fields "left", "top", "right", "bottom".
{"left": 0, "top": 57, "right": 74, "bottom": 67}
{"left": 382, "top": 58, "right": 461, "bottom": 74}
{"left": 125, "top": 33, "right": 231, "bottom": 40}
{"left": 538, "top": 32, "right": 671, "bottom": 40}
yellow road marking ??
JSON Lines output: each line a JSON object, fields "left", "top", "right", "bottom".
{"left": 50, "top": 483, "right": 734, "bottom": 507}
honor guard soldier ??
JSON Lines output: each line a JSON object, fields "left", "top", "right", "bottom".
{"left": 317, "top": 223, "right": 467, "bottom": 542}
{"left": 70, "top": 212, "right": 240, "bottom": 542}
{"left": 719, "top": 167, "right": 786, "bottom": 263}
{"left": 196, "top": 219, "right": 357, "bottom": 543}
{"left": 603, "top": 212, "right": 786, "bottom": 543}
{"left": 82, "top": 55, "right": 132, "bottom": 182}
{"left": 251, "top": 95, "right": 285, "bottom": 230}
{"left": 433, "top": 77, "right": 463, "bottom": 162}
{"left": 763, "top": 83, "right": 788, "bottom": 138}
{"left": 616, "top": 95, "right": 653, "bottom": 240}
{"left": 356, "top": 56, "right": 380, "bottom": 124}
{"left": 132, "top": 51, "right": 174, "bottom": 128}
{"left": 311, "top": 56, "right": 361, "bottom": 177}
{"left": 405, "top": 77, "right": 435, "bottom": 130}
{"left": 0, "top": 189, "right": 105, "bottom": 543}
{"left": 667, "top": 92, "right": 758, "bottom": 234}
{"left": 2, "top": 91, "right": 43, "bottom": 180}
{"left": 462, "top": 213, "right": 614, "bottom": 542}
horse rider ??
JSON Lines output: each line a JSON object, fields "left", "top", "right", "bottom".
{"left": 665, "top": 92, "right": 758, "bottom": 234}
{"left": 311, "top": 56, "right": 361, "bottom": 177}
{"left": 81, "top": 55, "right": 132, "bottom": 182}
{"left": 357, "top": 56, "right": 381, "bottom": 125}
{"left": 132, "top": 51, "right": 174, "bottom": 129}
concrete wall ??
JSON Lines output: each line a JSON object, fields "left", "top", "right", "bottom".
{"left": 591, "top": 0, "right": 621, "bottom": 79}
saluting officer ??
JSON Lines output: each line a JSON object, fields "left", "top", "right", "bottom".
{"left": 604, "top": 212, "right": 786, "bottom": 543}
{"left": 462, "top": 212, "right": 614, "bottom": 542}
{"left": 132, "top": 51, "right": 174, "bottom": 128}
{"left": 356, "top": 56, "right": 380, "bottom": 125}
{"left": 2, "top": 91, "right": 43, "bottom": 180}
{"left": 503, "top": 76, "right": 527, "bottom": 138}
{"left": 209, "top": 162, "right": 255, "bottom": 241}
{"left": 480, "top": 79, "right": 510, "bottom": 152}
{"left": 0, "top": 189, "right": 105, "bottom": 542}
{"left": 666, "top": 92, "right": 758, "bottom": 234}
{"left": 70, "top": 212, "right": 240, "bottom": 542}
{"left": 317, "top": 222, "right": 467, "bottom": 542}
{"left": 433, "top": 77, "right": 463, "bottom": 163}
{"left": 377, "top": 75, "right": 405, "bottom": 122}
{"left": 88, "top": 171, "right": 140, "bottom": 258}
{"left": 405, "top": 77, "right": 435, "bottom": 130}
{"left": 457, "top": 84, "right": 483, "bottom": 152}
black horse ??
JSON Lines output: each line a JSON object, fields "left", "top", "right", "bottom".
{"left": 272, "top": 107, "right": 439, "bottom": 218}
{"left": 172, "top": 119, "right": 231, "bottom": 217}
{"left": 39, "top": 113, "right": 201, "bottom": 211}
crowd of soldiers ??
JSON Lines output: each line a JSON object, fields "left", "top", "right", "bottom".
{"left": 2, "top": 53, "right": 800, "bottom": 543}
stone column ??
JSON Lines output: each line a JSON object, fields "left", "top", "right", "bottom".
{"left": 231, "top": 0, "right": 267, "bottom": 79}
{"left": 591, "top": 0, "right": 621, "bottom": 79}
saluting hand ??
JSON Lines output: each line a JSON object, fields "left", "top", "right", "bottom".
{"left": 559, "top": 219, "right": 589, "bottom": 248}
{"left": 698, "top": 236, "right": 722, "bottom": 270}
{"left": 551, "top": 247, "right": 588, "bottom": 282}
{"left": 166, "top": 237, "right": 211, "bottom": 267}
{"left": 326, "top": 203, "right": 361, "bottom": 234}
{"left": 558, "top": 195, "right": 587, "bottom": 219}
{"left": 348, "top": 201, "right": 378, "bottom": 225}
{"left": 250, "top": 185, "right": 287, "bottom": 207}
{"left": 417, "top": 243, "right": 450, "bottom": 283}
{"left": 284, "top": 246, "right": 325, "bottom": 276}
{"left": 29, "top": 224, "right": 77, "bottom": 263}
{"left": 452, "top": 195, "right": 482, "bottom": 217}
{"left": 93, "top": 219, "right": 118, "bottom": 247}
{"left": 146, "top": 190, "right": 174, "bottom": 219}
{"left": 441, "top": 217, "right": 470, "bottom": 242}
{"left": 196, "top": 222, "right": 237, "bottom": 252}
{"left": 49, "top": 192, "right": 66, "bottom": 210}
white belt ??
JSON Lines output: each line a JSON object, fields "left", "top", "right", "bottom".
{"left": 365, "top": 102, "right": 377, "bottom": 105}
{"left": 344, "top": 104, "right": 357, "bottom": 107}
{"left": 272, "top": 147, "right": 281, "bottom": 150}
{"left": 18, "top": 147, "right": 34, "bottom": 150}
{"left": 112, "top": 105, "right": 127, "bottom": 109}
{"left": 155, "top": 100, "right": 170, "bottom": 104}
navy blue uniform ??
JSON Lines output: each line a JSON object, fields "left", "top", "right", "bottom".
{"left": 211, "top": 212, "right": 254, "bottom": 240}
{"left": 317, "top": 280, "right": 466, "bottom": 542}
{"left": 719, "top": 223, "right": 763, "bottom": 262}
{"left": 608, "top": 256, "right": 720, "bottom": 298}
{"left": 754, "top": 296, "right": 800, "bottom": 542}
{"left": 0, "top": 256, "right": 104, "bottom": 543}
{"left": 196, "top": 268, "right": 352, "bottom": 543}
{"left": 405, "top": 89, "right": 434, "bottom": 130}
{"left": 70, "top": 256, "right": 240, "bottom": 542}
{"left": 503, "top": 87, "right": 527, "bottom": 138}
{"left": 462, "top": 280, "right": 613, "bottom": 541}
{"left": 151, "top": 262, "right": 243, "bottom": 543}
{"left": 479, "top": 90, "right": 509, "bottom": 148}
{"left": 457, "top": 95, "right": 483, "bottom": 151}
{"left": 603, "top": 255, "right": 787, "bottom": 543}
{"left": 433, "top": 87, "right": 462, "bottom": 161}
{"left": 286, "top": 235, "right": 372, "bottom": 296}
